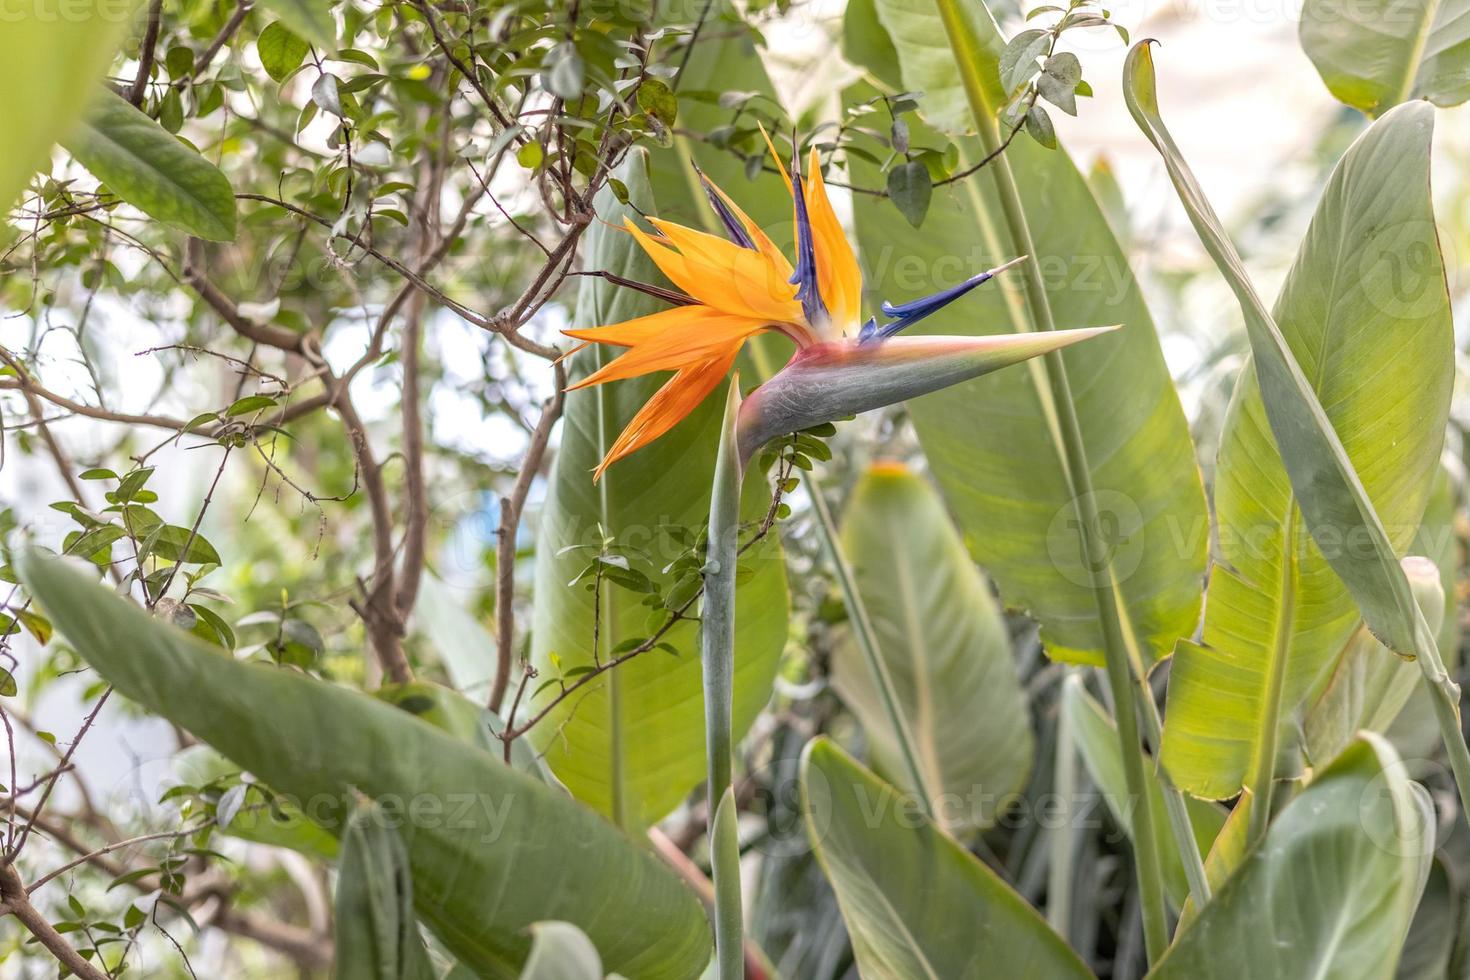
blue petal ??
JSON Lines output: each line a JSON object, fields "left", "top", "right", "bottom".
{"left": 696, "top": 167, "right": 756, "bottom": 251}
{"left": 866, "top": 257, "right": 1027, "bottom": 341}
{"left": 789, "top": 156, "right": 828, "bottom": 327}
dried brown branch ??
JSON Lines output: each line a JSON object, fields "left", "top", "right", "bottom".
{"left": 488, "top": 361, "right": 567, "bottom": 712}
{"left": 393, "top": 113, "right": 450, "bottom": 622}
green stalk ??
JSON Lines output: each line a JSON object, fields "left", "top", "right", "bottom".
{"left": 808, "top": 474, "right": 938, "bottom": 819}
{"left": 1048, "top": 668, "right": 1080, "bottom": 938}
{"left": 703, "top": 378, "right": 745, "bottom": 980}
{"left": 932, "top": 0, "right": 1169, "bottom": 958}
{"left": 1135, "top": 688, "right": 1211, "bottom": 908}
{"left": 1411, "top": 606, "right": 1470, "bottom": 820}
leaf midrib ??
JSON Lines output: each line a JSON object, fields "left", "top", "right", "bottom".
{"left": 886, "top": 517, "right": 943, "bottom": 809}
{"left": 1393, "top": 0, "right": 1444, "bottom": 107}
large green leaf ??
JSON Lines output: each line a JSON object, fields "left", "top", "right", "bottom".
{"left": 843, "top": 63, "right": 1206, "bottom": 669}
{"left": 646, "top": 4, "right": 790, "bottom": 238}
{"left": 333, "top": 803, "right": 435, "bottom": 980}
{"left": 64, "top": 90, "right": 237, "bottom": 241}
{"left": 18, "top": 550, "right": 711, "bottom": 980}
{"left": 800, "top": 738, "right": 1091, "bottom": 979}
{"left": 1125, "top": 46, "right": 1449, "bottom": 672}
{"left": 0, "top": 0, "right": 139, "bottom": 213}
{"left": 1149, "top": 90, "right": 1453, "bottom": 800}
{"left": 528, "top": 153, "right": 788, "bottom": 829}
{"left": 1060, "top": 677, "right": 1224, "bottom": 911}
{"left": 832, "top": 463, "right": 1033, "bottom": 832}
{"left": 1154, "top": 734, "right": 1432, "bottom": 978}
{"left": 1301, "top": 0, "right": 1470, "bottom": 115}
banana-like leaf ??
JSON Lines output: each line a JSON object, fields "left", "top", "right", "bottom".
{"left": 800, "top": 738, "right": 1091, "bottom": 979}
{"left": 1153, "top": 734, "right": 1432, "bottom": 978}
{"left": 1125, "top": 46, "right": 1449, "bottom": 671}
{"left": 18, "top": 550, "right": 711, "bottom": 980}
{"left": 832, "top": 463, "right": 1033, "bottom": 832}
{"left": 842, "top": 65, "right": 1205, "bottom": 669}
{"left": 0, "top": 0, "right": 139, "bottom": 213}
{"left": 1136, "top": 69, "right": 1453, "bottom": 799}
{"left": 64, "top": 90, "right": 237, "bottom": 241}
{"left": 1300, "top": 0, "right": 1470, "bottom": 115}
{"left": 1059, "top": 677, "right": 1224, "bottom": 910}
{"left": 333, "top": 803, "right": 436, "bottom": 980}
{"left": 529, "top": 153, "right": 788, "bottom": 829}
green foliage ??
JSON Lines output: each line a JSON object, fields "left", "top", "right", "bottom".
{"left": 833, "top": 464, "right": 1033, "bottom": 832}
{"left": 333, "top": 803, "right": 436, "bottom": 980}
{"left": 1301, "top": 0, "right": 1470, "bottom": 114}
{"left": 1062, "top": 677, "right": 1225, "bottom": 910}
{"left": 843, "top": 81, "right": 1206, "bottom": 669}
{"left": 19, "top": 550, "right": 711, "bottom": 980}
{"left": 1158, "top": 98, "right": 1453, "bottom": 800}
{"left": 4, "top": 0, "right": 1470, "bottom": 975}
{"left": 1153, "top": 735, "right": 1431, "bottom": 979}
{"left": 0, "top": 0, "right": 138, "bottom": 212}
{"left": 527, "top": 157, "right": 788, "bottom": 830}
{"left": 800, "top": 738, "right": 1091, "bottom": 978}
{"left": 64, "top": 90, "right": 238, "bottom": 241}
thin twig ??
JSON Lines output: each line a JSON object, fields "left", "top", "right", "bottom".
{"left": 489, "top": 362, "right": 567, "bottom": 712}
{"left": 128, "top": 0, "right": 164, "bottom": 107}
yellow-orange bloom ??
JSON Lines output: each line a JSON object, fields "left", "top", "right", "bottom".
{"left": 565, "top": 137, "right": 1108, "bottom": 480}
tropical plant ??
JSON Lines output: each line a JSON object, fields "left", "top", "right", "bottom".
{"left": 3, "top": 0, "right": 1470, "bottom": 977}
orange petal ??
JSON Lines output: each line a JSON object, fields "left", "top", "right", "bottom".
{"left": 626, "top": 218, "right": 799, "bottom": 325}
{"left": 593, "top": 346, "right": 740, "bottom": 481}
{"left": 803, "top": 148, "right": 863, "bottom": 334}
{"left": 569, "top": 313, "right": 769, "bottom": 390}
{"left": 758, "top": 123, "right": 794, "bottom": 194}
{"left": 699, "top": 171, "right": 791, "bottom": 275}
{"left": 563, "top": 304, "right": 725, "bottom": 349}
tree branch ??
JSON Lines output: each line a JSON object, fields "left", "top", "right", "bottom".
{"left": 0, "top": 863, "right": 110, "bottom": 980}
{"left": 489, "top": 362, "right": 567, "bottom": 712}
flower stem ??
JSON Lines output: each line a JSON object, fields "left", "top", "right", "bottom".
{"left": 807, "top": 474, "right": 938, "bottom": 818}
{"left": 703, "top": 378, "right": 745, "bottom": 980}
{"left": 1411, "top": 606, "right": 1470, "bottom": 820}
{"left": 1048, "top": 668, "right": 1080, "bottom": 939}
{"left": 930, "top": 0, "right": 1174, "bottom": 957}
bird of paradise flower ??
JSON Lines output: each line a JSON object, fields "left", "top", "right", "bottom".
{"left": 555, "top": 133, "right": 1119, "bottom": 980}
{"left": 564, "top": 131, "right": 1116, "bottom": 479}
